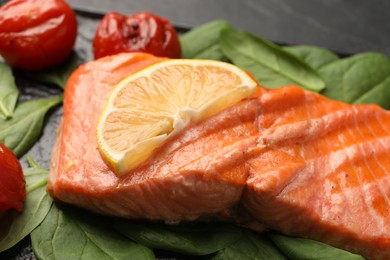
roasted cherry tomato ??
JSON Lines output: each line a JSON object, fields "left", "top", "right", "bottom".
{"left": 0, "top": 143, "right": 25, "bottom": 212}
{"left": 0, "top": 0, "right": 78, "bottom": 71}
{"left": 93, "top": 11, "right": 181, "bottom": 59}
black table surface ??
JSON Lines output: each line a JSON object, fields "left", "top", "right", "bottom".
{"left": 69, "top": 0, "right": 390, "bottom": 57}
{"left": 0, "top": 0, "right": 389, "bottom": 259}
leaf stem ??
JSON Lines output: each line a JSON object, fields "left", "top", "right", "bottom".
{"left": 26, "top": 178, "right": 48, "bottom": 193}
{"left": 0, "top": 101, "right": 11, "bottom": 119}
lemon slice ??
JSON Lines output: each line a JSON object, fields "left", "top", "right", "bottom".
{"left": 96, "top": 59, "right": 258, "bottom": 175}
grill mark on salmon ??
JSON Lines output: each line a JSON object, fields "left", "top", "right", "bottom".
{"left": 360, "top": 112, "right": 390, "bottom": 211}
{"left": 48, "top": 54, "right": 390, "bottom": 259}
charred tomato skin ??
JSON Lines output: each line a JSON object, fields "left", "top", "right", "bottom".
{"left": 0, "top": 0, "right": 78, "bottom": 71}
{"left": 93, "top": 11, "right": 181, "bottom": 59}
{"left": 0, "top": 143, "right": 26, "bottom": 212}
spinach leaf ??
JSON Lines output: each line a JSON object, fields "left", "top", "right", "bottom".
{"left": 0, "top": 96, "right": 62, "bottom": 158}
{"left": 220, "top": 28, "right": 325, "bottom": 92}
{"left": 0, "top": 158, "right": 53, "bottom": 252}
{"left": 180, "top": 20, "right": 231, "bottom": 61}
{"left": 31, "top": 204, "right": 155, "bottom": 260}
{"left": 212, "top": 230, "right": 286, "bottom": 260}
{"left": 0, "top": 61, "right": 18, "bottom": 119}
{"left": 23, "top": 52, "right": 80, "bottom": 89}
{"left": 283, "top": 45, "right": 339, "bottom": 70}
{"left": 270, "top": 234, "right": 364, "bottom": 260}
{"left": 115, "top": 221, "right": 242, "bottom": 256}
{"left": 319, "top": 52, "right": 390, "bottom": 108}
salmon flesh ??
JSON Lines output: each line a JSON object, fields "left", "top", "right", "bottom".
{"left": 48, "top": 53, "right": 390, "bottom": 259}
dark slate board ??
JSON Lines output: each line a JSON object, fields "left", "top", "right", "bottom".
{"left": 68, "top": 0, "right": 390, "bottom": 57}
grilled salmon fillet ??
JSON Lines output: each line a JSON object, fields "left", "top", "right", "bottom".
{"left": 48, "top": 53, "right": 390, "bottom": 259}
{"left": 49, "top": 52, "right": 259, "bottom": 222}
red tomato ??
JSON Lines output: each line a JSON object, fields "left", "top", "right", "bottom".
{"left": 93, "top": 11, "right": 181, "bottom": 59}
{"left": 0, "top": 143, "right": 25, "bottom": 212}
{"left": 0, "top": 0, "right": 78, "bottom": 71}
